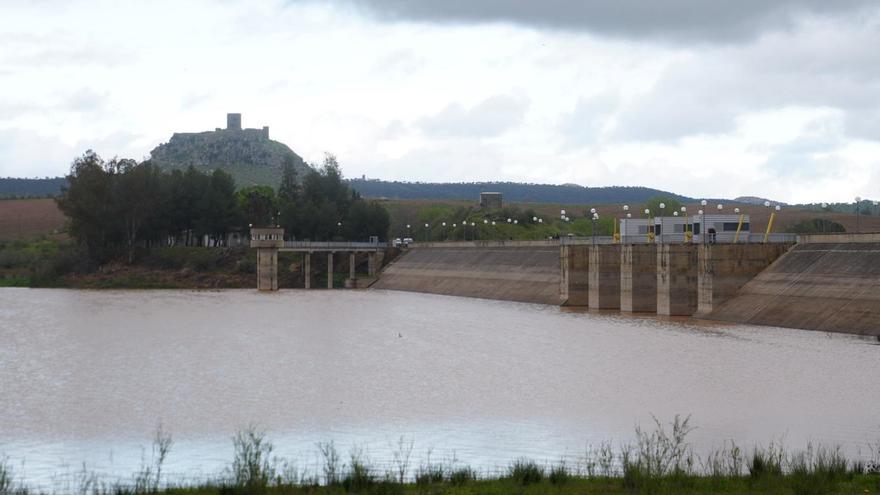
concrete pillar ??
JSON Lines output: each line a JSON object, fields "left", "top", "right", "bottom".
{"left": 304, "top": 252, "right": 311, "bottom": 289}
{"left": 588, "top": 245, "right": 621, "bottom": 309}
{"left": 256, "top": 247, "right": 278, "bottom": 291}
{"left": 327, "top": 252, "right": 334, "bottom": 289}
{"left": 697, "top": 244, "right": 791, "bottom": 315}
{"left": 561, "top": 244, "right": 590, "bottom": 306}
{"left": 621, "top": 244, "right": 657, "bottom": 313}
{"left": 657, "top": 244, "right": 698, "bottom": 316}
{"left": 367, "top": 252, "right": 377, "bottom": 277}
{"left": 349, "top": 252, "right": 356, "bottom": 282}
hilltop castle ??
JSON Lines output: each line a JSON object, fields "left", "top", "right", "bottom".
{"left": 149, "top": 113, "right": 310, "bottom": 187}
{"left": 168, "top": 113, "right": 270, "bottom": 142}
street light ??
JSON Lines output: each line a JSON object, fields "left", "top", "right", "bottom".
{"left": 591, "top": 212, "right": 599, "bottom": 245}
{"left": 658, "top": 203, "right": 666, "bottom": 243}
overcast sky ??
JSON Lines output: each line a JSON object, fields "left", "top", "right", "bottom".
{"left": 1, "top": 0, "right": 879, "bottom": 203}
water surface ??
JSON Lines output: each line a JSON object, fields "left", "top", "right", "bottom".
{"left": 1, "top": 288, "right": 878, "bottom": 489}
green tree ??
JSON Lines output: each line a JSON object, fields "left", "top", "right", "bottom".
{"left": 56, "top": 150, "right": 116, "bottom": 261}
{"left": 790, "top": 218, "right": 845, "bottom": 234}
{"left": 237, "top": 186, "right": 277, "bottom": 228}
{"left": 278, "top": 159, "right": 299, "bottom": 205}
{"left": 643, "top": 196, "right": 684, "bottom": 217}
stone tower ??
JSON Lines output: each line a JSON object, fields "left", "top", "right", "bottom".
{"left": 227, "top": 113, "right": 242, "bottom": 130}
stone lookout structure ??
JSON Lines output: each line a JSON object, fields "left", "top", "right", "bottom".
{"left": 212, "top": 113, "right": 270, "bottom": 140}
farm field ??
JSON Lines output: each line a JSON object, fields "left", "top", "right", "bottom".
{"left": 0, "top": 198, "right": 67, "bottom": 241}
{"left": 2, "top": 197, "right": 879, "bottom": 243}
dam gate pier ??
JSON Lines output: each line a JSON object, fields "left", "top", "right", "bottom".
{"left": 374, "top": 239, "right": 797, "bottom": 324}
{"left": 250, "top": 228, "right": 384, "bottom": 291}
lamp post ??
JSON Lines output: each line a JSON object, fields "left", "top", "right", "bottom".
{"left": 591, "top": 212, "right": 599, "bottom": 245}
{"left": 700, "top": 200, "right": 708, "bottom": 243}
{"left": 658, "top": 203, "right": 666, "bottom": 243}
{"left": 644, "top": 208, "right": 651, "bottom": 243}
{"left": 471, "top": 222, "right": 476, "bottom": 241}
{"left": 424, "top": 223, "right": 430, "bottom": 242}
{"left": 622, "top": 205, "right": 630, "bottom": 244}
{"left": 680, "top": 206, "right": 688, "bottom": 242}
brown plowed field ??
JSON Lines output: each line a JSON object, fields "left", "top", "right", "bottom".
{"left": 0, "top": 198, "right": 67, "bottom": 241}
{"left": 2, "top": 197, "right": 879, "bottom": 242}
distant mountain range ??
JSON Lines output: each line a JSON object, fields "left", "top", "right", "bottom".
{"left": 0, "top": 176, "right": 698, "bottom": 205}
{"left": 346, "top": 179, "right": 695, "bottom": 204}
{"left": 0, "top": 177, "right": 68, "bottom": 198}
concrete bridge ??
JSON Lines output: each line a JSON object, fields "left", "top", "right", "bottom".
{"left": 251, "top": 228, "right": 880, "bottom": 335}
{"left": 251, "top": 228, "right": 385, "bottom": 291}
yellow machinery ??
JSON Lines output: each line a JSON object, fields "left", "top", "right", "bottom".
{"left": 733, "top": 214, "right": 745, "bottom": 243}
{"left": 763, "top": 211, "right": 777, "bottom": 243}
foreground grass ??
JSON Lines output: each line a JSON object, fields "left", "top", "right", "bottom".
{"left": 4, "top": 417, "right": 879, "bottom": 495}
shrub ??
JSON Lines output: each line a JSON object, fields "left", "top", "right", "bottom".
{"left": 448, "top": 467, "right": 477, "bottom": 486}
{"left": 229, "top": 427, "right": 275, "bottom": 494}
{"left": 508, "top": 458, "right": 544, "bottom": 485}
{"left": 549, "top": 463, "right": 570, "bottom": 485}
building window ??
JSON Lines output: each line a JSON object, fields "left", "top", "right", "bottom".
{"left": 693, "top": 223, "right": 701, "bottom": 235}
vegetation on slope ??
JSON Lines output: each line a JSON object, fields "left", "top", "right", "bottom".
{"left": 148, "top": 130, "right": 312, "bottom": 188}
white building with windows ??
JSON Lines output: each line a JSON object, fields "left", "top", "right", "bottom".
{"left": 692, "top": 214, "right": 750, "bottom": 243}
{"left": 618, "top": 214, "right": 751, "bottom": 243}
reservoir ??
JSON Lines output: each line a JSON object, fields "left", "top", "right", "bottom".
{"left": 1, "top": 288, "right": 878, "bottom": 489}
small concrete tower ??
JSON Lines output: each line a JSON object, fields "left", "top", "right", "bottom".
{"left": 227, "top": 113, "right": 242, "bottom": 130}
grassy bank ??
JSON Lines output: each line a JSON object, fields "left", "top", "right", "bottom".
{"left": 3, "top": 418, "right": 879, "bottom": 495}
{"left": 0, "top": 238, "right": 377, "bottom": 289}
{"left": 0, "top": 239, "right": 261, "bottom": 289}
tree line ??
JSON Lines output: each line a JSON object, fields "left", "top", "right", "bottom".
{"left": 56, "top": 150, "right": 390, "bottom": 263}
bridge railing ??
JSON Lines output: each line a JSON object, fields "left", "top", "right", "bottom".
{"left": 281, "top": 241, "right": 388, "bottom": 250}
{"left": 410, "top": 233, "right": 797, "bottom": 247}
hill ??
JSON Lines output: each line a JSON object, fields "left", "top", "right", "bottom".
{"left": 148, "top": 114, "right": 312, "bottom": 187}
{"left": 346, "top": 179, "right": 695, "bottom": 204}
{"left": 0, "top": 177, "right": 67, "bottom": 198}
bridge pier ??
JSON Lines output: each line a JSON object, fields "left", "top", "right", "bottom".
{"left": 561, "top": 245, "right": 590, "bottom": 306}
{"left": 304, "top": 252, "right": 311, "bottom": 289}
{"left": 251, "top": 228, "right": 284, "bottom": 291}
{"left": 327, "top": 252, "right": 334, "bottom": 289}
{"left": 657, "top": 244, "right": 698, "bottom": 316}
{"left": 256, "top": 248, "right": 278, "bottom": 291}
{"left": 588, "top": 244, "right": 621, "bottom": 309}
{"left": 367, "top": 252, "right": 377, "bottom": 277}
{"left": 349, "top": 252, "right": 356, "bottom": 282}
{"left": 621, "top": 244, "right": 657, "bottom": 313}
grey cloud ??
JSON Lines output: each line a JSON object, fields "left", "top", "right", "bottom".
{"left": 418, "top": 95, "right": 528, "bottom": 138}
{"left": 610, "top": 12, "right": 880, "bottom": 143}
{"left": 288, "top": 0, "right": 875, "bottom": 42}
{"left": 761, "top": 133, "right": 849, "bottom": 180}
{"left": 0, "top": 128, "right": 76, "bottom": 177}
{"left": 559, "top": 93, "right": 618, "bottom": 148}
{"left": 63, "top": 88, "right": 108, "bottom": 112}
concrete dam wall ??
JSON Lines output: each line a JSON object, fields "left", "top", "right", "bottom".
{"left": 708, "top": 239, "right": 880, "bottom": 335}
{"left": 373, "top": 243, "right": 561, "bottom": 304}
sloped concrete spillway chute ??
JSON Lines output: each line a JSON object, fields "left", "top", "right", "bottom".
{"left": 373, "top": 242, "right": 562, "bottom": 304}
{"left": 707, "top": 235, "right": 880, "bottom": 335}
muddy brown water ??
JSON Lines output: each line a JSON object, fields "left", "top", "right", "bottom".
{"left": 1, "top": 288, "right": 878, "bottom": 490}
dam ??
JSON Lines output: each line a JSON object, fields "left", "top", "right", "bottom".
{"left": 251, "top": 229, "right": 880, "bottom": 336}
